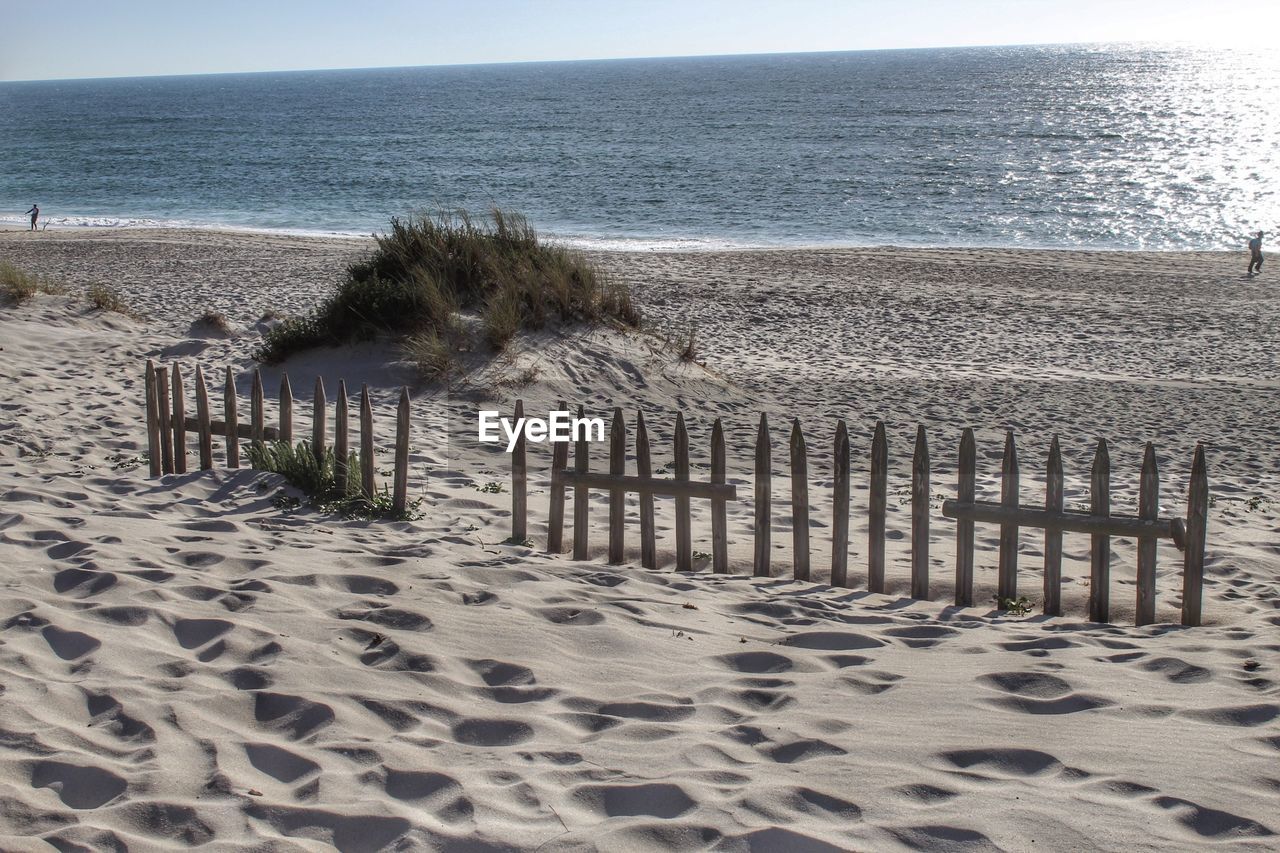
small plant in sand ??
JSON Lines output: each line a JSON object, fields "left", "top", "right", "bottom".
{"left": 679, "top": 326, "right": 698, "bottom": 362}
{"left": 0, "top": 260, "right": 65, "bottom": 304}
{"left": 191, "top": 310, "right": 232, "bottom": 336}
{"left": 476, "top": 481, "right": 506, "bottom": 494}
{"left": 253, "top": 209, "right": 641, "bottom": 375}
{"left": 993, "top": 594, "right": 1035, "bottom": 617}
{"left": 86, "top": 284, "right": 140, "bottom": 318}
{"left": 247, "top": 439, "right": 420, "bottom": 520}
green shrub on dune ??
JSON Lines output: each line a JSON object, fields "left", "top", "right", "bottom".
{"left": 254, "top": 210, "right": 640, "bottom": 373}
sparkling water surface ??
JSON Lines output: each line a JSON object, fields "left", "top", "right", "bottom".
{"left": 1, "top": 45, "right": 1277, "bottom": 249}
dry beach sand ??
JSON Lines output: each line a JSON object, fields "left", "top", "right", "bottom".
{"left": 1, "top": 228, "right": 1278, "bottom": 851}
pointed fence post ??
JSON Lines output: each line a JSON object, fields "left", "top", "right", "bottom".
{"left": 1136, "top": 443, "right": 1159, "bottom": 626}
{"left": 831, "top": 420, "right": 850, "bottom": 587}
{"left": 911, "top": 424, "right": 930, "bottom": 600}
{"left": 171, "top": 364, "right": 187, "bottom": 474}
{"left": 955, "top": 428, "right": 976, "bottom": 606}
{"left": 334, "top": 380, "right": 349, "bottom": 493}
{"left": 512, "top": 400, "right": 528, "bottom": 542}
{"left": 359, "top": 384, "right": 375, "bottom": 498}
{"left": 1181, "top": 445, "right": 1207, "bottom": 627}
{"left": 548, "top": 400, "right": 569, "bottom": 554}
{"left": 311, "top": 377, "right": 326, "bottom": 467}
{"left": 753, "top": 413, "right": 771, "bottom": 577}
{"left": 250, "top": 369, "right": 265, "bottom": 444}
{"left": 145, "top": 360, "right": 161, "bottom": 477}
{"left": 608, "top": 407, "right": 626, "bottom": 564}
{"left": 1090, "top": 438, "right": 1111, "bottom": 623}
{"left": 194, "top": 365, "right": 213, "bottom": 470}
{"left": 869, "top": 421, "right": 887, "bottom": 594}
{"left": 1044, "top": 436, "right": 1064, "bottom": 617}
{"left": 279, "top": 373, "right": 293, "bottom": 444}
{"left": 711, "top": 418, "right": 728, "bottom": 574}
{"left": 573, "top": 405, "right": 590, "bottom": 560}
{"left": 997, "top": 430, "right": 1019, "bottom": 601}
{"left": 636, "top": 410, "right": 657, "bottom": 568}
{"left": 790, "top": 419, "right": 810, "bottom": 582}
{"left": 156, "top": 366, "right": 173, "bottom": 474}
{"left": 224, "top": 367, "right": 239, "bottom": 469}
{"left": 675, "top": 412, "right": 692, "bottom": 571}
{"left": 393, "top": 388, "right": 410, "bottom": 516}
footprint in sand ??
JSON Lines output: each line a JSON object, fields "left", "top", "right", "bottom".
{"left": 573, "top": 782, "right": 696, "bottom": 819}
{"left": 244, "top": 742, "right": 321, "bottom": 784}
{"left": 31, "top": 760, "right": 127, "bottom": 809}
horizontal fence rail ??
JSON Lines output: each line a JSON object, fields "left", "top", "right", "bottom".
{"left": 513, "top": 400, "right": 1210, "bottom": 628}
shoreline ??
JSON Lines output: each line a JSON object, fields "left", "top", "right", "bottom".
{"left": 0, "top": 222, "right": 1259, "bottom": 255}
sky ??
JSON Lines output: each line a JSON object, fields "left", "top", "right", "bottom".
{"left": 2, "top": 0, "right": 1277, "bottom": 82}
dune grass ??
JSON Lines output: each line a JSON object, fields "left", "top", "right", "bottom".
{"left": 253, "top": 210, "right": 640, "bottom": 375}
{"left": 0, "top": 260, "right": 65, "bottom": 304}
{"left": 246, "top": 439, "right": 418, "bottom": 520}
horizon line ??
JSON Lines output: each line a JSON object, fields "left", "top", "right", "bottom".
{"left": 0, "top": 38, "right": 1206, "bottom": 84}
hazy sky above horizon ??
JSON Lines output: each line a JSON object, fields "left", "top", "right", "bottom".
{"left": 2, "top": 0, "right": 1276, "bottom": 82}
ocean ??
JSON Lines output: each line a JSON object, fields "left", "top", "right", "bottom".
{"left": 1, "top": 45, "right": 1277, "bottom": 250}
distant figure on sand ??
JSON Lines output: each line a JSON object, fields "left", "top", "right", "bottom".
{"left": 1248, "top": 231, "right": 1264, "bottom": 275}
{"left": 26, "top": 204, "right": 39, "bottom": 231}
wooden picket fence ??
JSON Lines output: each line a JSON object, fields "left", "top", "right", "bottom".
{"left": 142, "top": 360, "right": 412, "bottom": 513}
{"left": 511, "top": 404, "right": 1209, "bottom": 627}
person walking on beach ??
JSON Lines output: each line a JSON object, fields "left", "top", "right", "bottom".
{"left": 26, "top": 204, "right": 39, "bottom": 231}
{"left": 1248, "top": 230, "right": 1264, "bottom": 275}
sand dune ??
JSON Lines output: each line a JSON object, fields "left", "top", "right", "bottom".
{"left": 1, "top": 229, "right": 1278, "bottom": 851}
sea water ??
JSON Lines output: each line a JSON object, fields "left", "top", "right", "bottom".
{"left": 1, "top": 45, "right": 1277, "bottom": 250}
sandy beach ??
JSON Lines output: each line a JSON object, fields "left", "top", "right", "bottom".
{"left": 1, "top": 227, "right": 1278, "bottom": 851}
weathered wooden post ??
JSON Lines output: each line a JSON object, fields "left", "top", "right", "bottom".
{"left": 955, "top": 428, "right": 976, "bottom": 606}
{"left": 711, "top": 418, "right": 728, "bottom": 574}
{"left": 512, "top": 400, "right": 528, "bottom": 542}
{"left": 145, "top": 360, "right": 161, "bottom": 477}
{"left": 311, "top": 377, "right": 326, "bottom": 467}
{"left": 675, "top": 412, "right": 692, "bottom": 571}
{"left": 1181, "top": 445, "right": 1207, "bottom": 627}
{"left": 997, "top": 430, "right": 1019, "bottom": 601}
{"left": 869, "top": 421, "right": 887, "bottom": 594}
{"left": 393, "top": 387, "right": 410, "bottom": 516}
{"left": 194, "top": 364, "right": 213, "bottom": 470}
{"left": 279, "top": 373, "right": 293, "bottom": 444}
{"left": 250, "top": 369, "right": 265, "bottom": 444}
{"left": 573, "top": 404, "right": 590, "bottom": 560}
{"left": 359, "top": 384, "right": 375, "bottom": 498}
{"left": 608, "top": 407, "right": 625, "bottom": 563}
{"left": 790, "top": 419, "right": 810, "bottom": 582}
{"left": 1044, "top": 436, "right": 1064, "bottom": 617}
{"left": 1136, "top": 443, "right": 1159, "bottom": 626}
{"left": 911, "top": 424, "right": 930, "bottom": 600}
{"left": 831, "top": 420, "right": 850, "bottom": 587}
{"left": 334, "top": 380, "right": 349, "bottom": 493}
{"left": 754, "top": 413, "right": 771, "bottom": 577}
{"left": 548, "top": 400, "right": 569, "bottom": 554}
{"left": 171, "top": 364, "right": 187, "bottom": 474}
{"left": 636, "top": 410, "right": 657, "bottom": 568}
{"left": 224, "top": 367, "right": 239, "bottom": 469}
{"left": 1090, "top": 438, "right": 1111, "bottom": 623}
{"left": 156, "top": 365, "right": 173, "bottom": 474}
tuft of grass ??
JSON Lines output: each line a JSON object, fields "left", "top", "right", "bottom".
{"left": 87, "top": 284, "right": 140, "bottom": 318}
{"left": 679, "top": 326, "right": 698, "bottom": 362}
{"left": 246, "top": 439, "right": 420, "bottom": 520}
{"left": 1, "top": 260, "right": 65, "bottom": 304}
{"left": 403, "top": 328, "right": 455, "bottom": 381}
{"left": 191, "top": 310, "right": 232, "bottom": 336}
{"left": 253, "top": 209, "right": 640, "bottom": 369}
